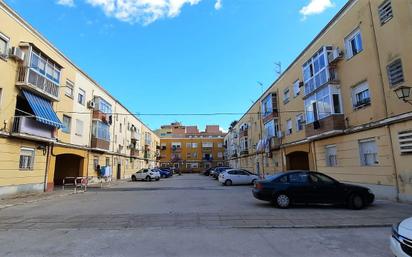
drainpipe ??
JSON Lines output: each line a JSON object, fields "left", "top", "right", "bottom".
{"left": 43, "top": 143, "right": 51, "bottom": 192}
{"left": 387, "top": 125, "right": 400, "bottom": 201}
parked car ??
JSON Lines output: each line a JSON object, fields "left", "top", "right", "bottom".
{"left": 212, "top": 167, "right": 231, "bottom": 179}
{"left": 252, "top": 171, "right": 374, "bottom": 209}
{"left": 131, "top": 168, "right": 160, "bottom": 182}
{"left": 155, "top": 168, "right": 172, "bottom": 178}
{"left": 391, "top": 217, "right": 412, "bottom": 257}
{"left": 202, "top": 167, "right": 214, "bottom": 176}
{"left": 218, "top": 169, "right": 259, "bottom": 186}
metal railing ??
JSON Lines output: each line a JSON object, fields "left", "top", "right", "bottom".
{"left": 62, "top": 177, "right": 88, "bottom": 193}
{"left": 16, "top": 66, "right": 60, "bottom": 100}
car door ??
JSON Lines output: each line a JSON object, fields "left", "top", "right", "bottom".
{"left": 287, "top": 172, "right": 313, "bottom": 204}
{"left": 309, "top": 173, "right": 342, "bottom": 204}
{"left": 238, "top": 170, "right": 251, "bottom": 184}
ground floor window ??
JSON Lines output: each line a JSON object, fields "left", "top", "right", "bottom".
{"left": 359, "top": 139, "right": 378, "bottom": 166}
{"left": 19, "top": 147, "right": 35, "bottom": 170}
{"left": 325, "top": 145, "right": 337, "bottom": 167}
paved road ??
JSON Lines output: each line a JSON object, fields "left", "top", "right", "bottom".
{"left": 0, "top": 174, "right": 410, "bottom": 256}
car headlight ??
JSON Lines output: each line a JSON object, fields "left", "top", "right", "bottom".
{"left": 392, "top": 222, "right": 400, "bottom": 241}
{"left": 367, "top": 189, "right": 373, "bottom": 194}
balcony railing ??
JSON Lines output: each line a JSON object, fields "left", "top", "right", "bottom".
{"left": 240, "top": 149, "right": 249, "bottom": 156}
{"left": 305, "top": 114, "right": 345, "bottom": 138}
{"left": 12, "top": 116, "right": 55, "bottom": 139}
{"left": 269, "top": 137, "right": 281, "bottom": 150}
{"left": 91, "top": 136, "right": 110, "bottom": 151}
{"left": 16, "top": 66, "right": 60, "bottom": 101}
{"left": 131, "top": 148, "right": 139, "bottom": 158}
{"left": 239, "top": 129, "right": 248, "bottom": 138}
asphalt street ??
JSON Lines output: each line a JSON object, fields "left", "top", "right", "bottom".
{"left": 0, "top": 174, "right": 410, "bottom": 256}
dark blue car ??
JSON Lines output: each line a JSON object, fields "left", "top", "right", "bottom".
{"left": 155, "top": 168, "right": 172, "bottom": 178}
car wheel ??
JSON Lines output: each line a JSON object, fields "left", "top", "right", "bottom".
{"left": 275, "top": 193, "right": 291, "bottom": 208}
{"left": 145, "top": 176, "right": 151, "bottom": 182}
{"left": 156, "top": 178, "right": 160, "bottom": 181}
{"left": 348, "top": 194, "right": 365, "bottom": 210}
{"left": 224, "top": 179, "right": 232, "bottom": 186}
{"left": 131, "top": 175, "right": 136, "bottom": 181}
{"left": 251, "top": 179, "right": 257, "bottom": 185}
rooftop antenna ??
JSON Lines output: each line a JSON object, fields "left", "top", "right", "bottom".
{"left": 274, "top": 61, "right": 282, "bottom": 77}
{"left": 257, "top": 81, "right": 264, "bottom": 94}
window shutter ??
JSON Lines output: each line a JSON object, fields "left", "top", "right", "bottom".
{"left": 378, "top": 0, "right": 393, "bottom": 25}
{"left": 398, "top": 130, "right": 412, "bottom": 154}
{"left": 387, "top": 59, "right": 404, "bottom": 87}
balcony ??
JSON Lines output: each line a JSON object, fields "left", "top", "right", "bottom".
{"left": 269, "top": 137, "right": 281, "bottom": 150}
{"left": 261, "top": 93, "right": 279, "bottom": 124}
{"left": 12, "top": 116, "right": 55, "bottom": 140}
{"left": 92, "top": 110, "right": 111, "bottom": 124}
{"left": 91, "top": 136, "right": 110, "bottom": 151}
{"left": 240, "top": 149, "right": 249, "bottom": 156}
{"left": 16, "top": 66, "right": 60, "bottom": 101}
{"left": 131, "top": 130, "right": 140, "bottom": 141}
{"left": 239, "top": 129, "right": 248, "bottom": 138}
{"left": 305, "top": 114, "right": 345, "bottom": 138}
{"left": 130, "top": 148, "right": 139, "bottom": 158}
{"left": 231, "top": 152, "right": 238, "bottom": 158}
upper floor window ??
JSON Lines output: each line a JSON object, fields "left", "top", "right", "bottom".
{"left": 30, "top": 50, "right": 61, "bottom": 84}
{"left": 78, "top": 88, "right": 86, "bottom": 105}
{"left": 387, "top": 59, "right": 404, "bottom": 87}
{"left": 359, "top": 139, "right": 378, "bottom": 166}
{"left": 261, "top": 93, "right": 275, "bottom": 117}
{"left": 352, "top": 81, "right": 371, "bottom": 109}
{"left": 192, "top": 143, "right": 198, "bottom": 148}
{"left": 0, "top": 32, "right": 9, "bottom": 59}
{"left": 283, "top": 88, "right": 290, "bottom": 104}
{"left": 92, "top": 120, "right": 110, "bottom": 141}
{"left": 296, "top": 114, "right": 305, "bottom": 131}
{"left": 202, "top": 142, "right": 213, "bottom": 148}
{"left": 305, "top": 85, "right": 342, "bottom": 123}
{"left": 302, "top": 47, "right": 329, "bottom": 95}
{"left": 264, "top": 120, "right": 278, "bottom": 139}
{"left": 172, "top": 142, "right": 181, "bottom": 149}
{"left": 345, "top": 28, "right": 363, "bottom": 59}
{"left": 94, "top": 97, "right": 112, "bottom": 114}
{"left": 286, "top": 119, "right": 293, "bottom": 135}
{"left": 65, "top": 80, "right": 74, "bottom": 98}
{"left": 293, "top": 80, "right": 300, "bottom": 97}
{"left": 62, "top": 115, "right": 71, "bottom": 134}
{"left": 75, "top": 119, "right": 83, "bottom": 136}
{"left": 378, "top": 0, "right": 393, "bottom": 25}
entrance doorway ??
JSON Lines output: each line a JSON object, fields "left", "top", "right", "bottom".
{"left": 54, "top": 154, "right": 83, "bottom": 185}
{"left": 286, "top": 151, "right": 310, "bottom": 170}
{"left": 117, "top": 163, "right": 121, "bottom": 180}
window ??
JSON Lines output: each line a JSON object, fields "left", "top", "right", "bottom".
{"left": 218, "top": 143, "right": 223, "bottom": 148}
{"left": 293, "top": 80, "right": 300, "bottom": 97}
{"left": 202, "top": 142, "right": 213, "bottom": 148}
{"left": 325, "top": 145, "right": 337, "bottom": 167}
{"left": 398, "top": 130, "right": 412, "bottom": 155}
{"left": 310, "top": 173, "right": 336, "bottom": 185}
{"left": 75, "top": 119, "right": 83, "bottom": 136}
{"left": 0, "top": 32, "right": 9, "bottom": 59}
{"left": 62, "top": 115, "right": 71, "bottom": 133}
{"left": 186, "top": 143, "right": 192, "bottom": 148}
{"left": 288, "top": 173, "right": 308, "bottom": 184}
{"left": 304, "top": 86, "right": 341, "bottom": 123}
{"left": 191, "top": 163, "right": 199, "bottom": 168}
{"left": 217, "top": 152, "right": 223, "bottom": 158}
{"left": 359, "top": 139, "right": 378, "bottom": 166}
{"left": 65, "top": 80, "right": 74, "bottom": 98}
{"left": 264, "top": 120, "right": 278, "bottom": 138}
{"left": 378, "top": 0, "right": 393, "bottom": 25}
{"left": 92, "top": 120, "right": 110, "bottom": 141}
{"left": 172, "top": 142, "right": 181, "bottom": 149}
{"left": 29, "top": 50, "right": 61, "bottom": 84}
{"left": 105, "top": 157, "right": 110, "bottom": 166}
{"left": 387, "top": 59, "right": 404, "bottom": 87}
{"left": 345, "top": 28, "right": 363, "bottom": 59}
{"left": 192, "top": 152, "right": 198, "bottom": 158}
{"left": 352, "top": 81, "right": 370, "bottom": 108}
{"left": 261, "top": 93, "right": 275, "bottom": 117}
{"left": 78, "top": 88, "right": 86, "bottom": 105}
{"left": 93, "top": 157, "right": 99, "bottom": 170}
{"left": 283, "top": 88, "right": 290, "bottom": 104}
{"left": 119, "top": 123, "right": 122, "bottom": 133}
{"left": 286, "top": 119, "right": 292, "bottom": 135}
{"left": 94, "top": 97, "right": 112, "bottom": 114}
{"left": 302, "top": 47, "right": 329, "bottom": 95}
{"left": 187, "top": 152, "right": 191, "bottom": 158}
{"left": 296, "top": 114, "right": 305, "bottom": 131}
{"left": 19, "top": 148, "right": 35, "bottom": 170}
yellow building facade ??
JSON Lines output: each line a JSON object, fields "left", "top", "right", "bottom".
{"left": 0, "top": 1, "right": 159, "bottom": 196}
{"left": 225, "top": 0, "right": 412, "bottom": 202}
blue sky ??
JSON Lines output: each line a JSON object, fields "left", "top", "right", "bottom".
{"left": 5, "top": 0, "right": 347, "bottom": 131}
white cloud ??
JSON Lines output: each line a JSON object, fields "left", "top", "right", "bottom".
{"left": 214, "top": 0, "right": 222, "bottom": 10}
{"left": 57, "top": 0, "right": 75, "bottom": 7}
{"left": 300, "top": 0, "right": 335, "bottom": 20}
{"left": 82, "top": 0, "right": 202, "bottom": 25}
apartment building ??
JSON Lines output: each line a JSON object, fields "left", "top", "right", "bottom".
{"left": 225, "top": 0, "right": 412, "bottom": 202}
{"left": 157, "top": 123, "right": 226, "bottom": 172}
{"left": 0, "top": 1, "right": 159, "bottom": 196}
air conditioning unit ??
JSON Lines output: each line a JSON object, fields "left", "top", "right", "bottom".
{"left": 87, "top": 100, "right": 95, "bottom": 109}
{"left": 10, "top": 47, "right": 25, "bottom": 62}
{"left": 328, "top": 48, "right": 343, "bottom": 64}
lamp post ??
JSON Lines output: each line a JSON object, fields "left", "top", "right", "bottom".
{"left": 394, "top": 86, "right": 412, "bottom": 105}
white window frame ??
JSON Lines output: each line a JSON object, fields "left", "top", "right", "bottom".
{"left": 0, "top": 32, "right": 10, "bottom": 59}
{"left": 345, "top": 28, "right": 363, "bottom": 59}
{"left": 296, "top": 113, "right": 305, "bottom": 132}
{"left": 78, "top": 88, "right": 86, "bottom": 105}
{"left": 62, "top": 115, "right": 71, "bottom": 134}
{"left": 75, "top": 119, "right": 84, "bottom": 136}
{"left": 293, "top": 80, "right": 300, "bottom": 97}
{"left": 286, "top": 119, "right": 292, "bottom": 135}
{"left": 283, "top": 88, "right": 290, "bottom": 104}
{"left": 65, "top": 80, "right": 74, "bottom": 98}
{"left": 325, "top": 145, "right": 337, "bottom": 167}
{"left": 359, "top": 138, "right": 379, "bottom": 166}
{"left": 19, "top": 147, "right": 35, "bottom": 170}
{"left": 352, "top": 81, "right": 370, "bottom": 109}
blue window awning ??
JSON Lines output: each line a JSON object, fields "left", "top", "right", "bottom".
{"left": 22, "top": 90, "right": 64, "bottom": 129}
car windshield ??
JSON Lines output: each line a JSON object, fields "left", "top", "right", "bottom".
{"left": 265, "top": 173, "right": 285, "bottom": 182}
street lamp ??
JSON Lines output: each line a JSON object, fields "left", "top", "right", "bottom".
{"left": 394, "top": 86, "right": 412, "bottom": 105}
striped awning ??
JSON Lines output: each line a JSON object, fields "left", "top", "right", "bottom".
{"left": 22, "top": 90, "right": 63, "bottom": 128}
